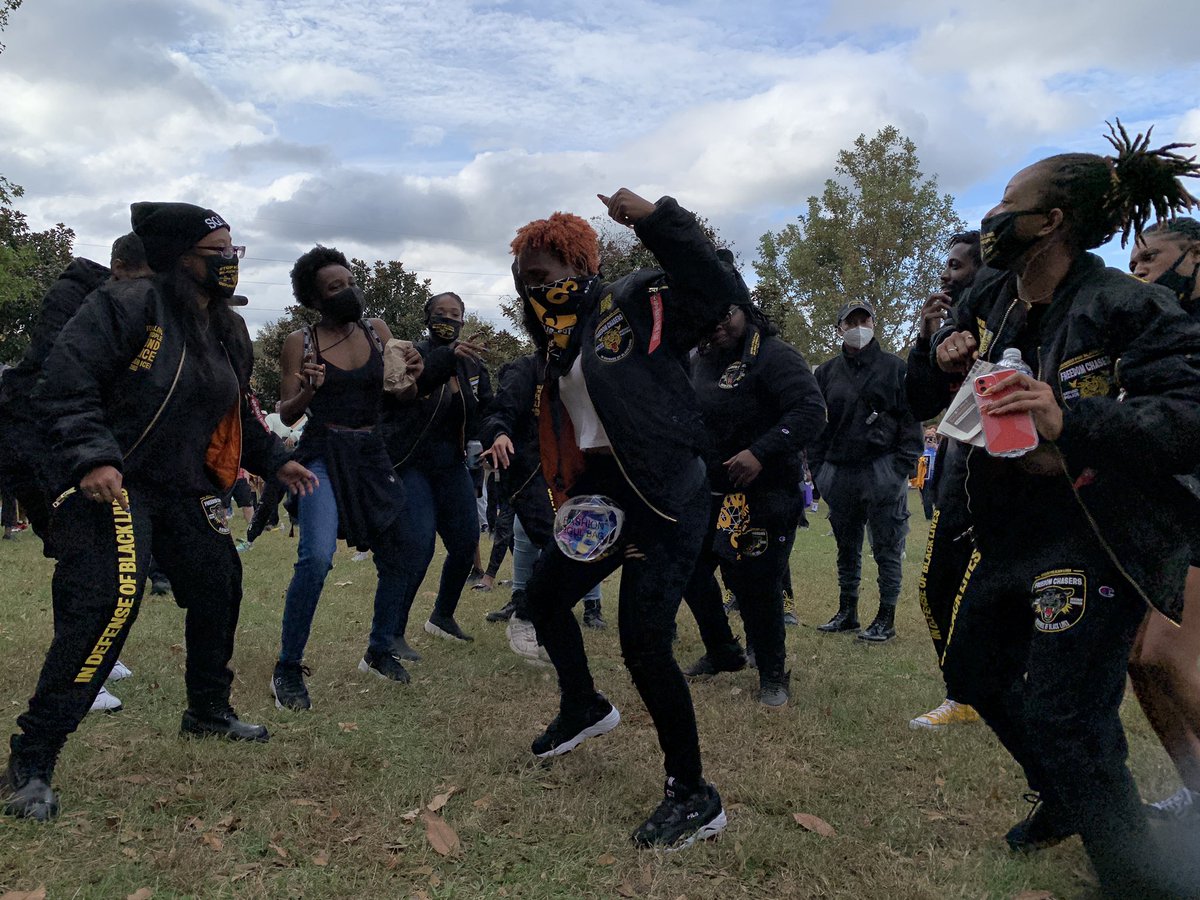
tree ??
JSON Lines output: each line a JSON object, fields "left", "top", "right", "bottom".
{"left": 753, "top": 126, "right": 966, "bottom": 362}
{"left": 252, "top": 257, "right": 434, "bottom": 405}
{"left": 0, "top": 0, "right": 23, "bottom": 54}
{"left": 462, "top": 311, "right": 532, "bottom": 378}
{"left": 0, "top": 177, "right": 76, "bottom": 364}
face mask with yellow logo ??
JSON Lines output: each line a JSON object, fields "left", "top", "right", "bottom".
{"left": 526, "top": 275, "right": 599, "bottom": 353}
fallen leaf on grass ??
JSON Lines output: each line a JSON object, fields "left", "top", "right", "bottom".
{"left": 215, "top": 814, "right": 241, "bottom": 832}
{"left": 202, "top": 833, "right": 224, "bottom": 852}
{"left": 596, "top": 853, "right": 618, "bottom": 866}
{"left": 2, "top": 888, "right": 47, "bottom": 900}
{"left": 327, "top": 806, "right": 341, "bottom": 823}
{"left": 411, "top": 865, "right": 434, "bottom": 876}
{"left": 472, "top": 794, "right": 492, "bottom": 810}
{"left": 118, "top": 775, "right": 151, "bottom": 785}
{"left": 792, "top": 813, "right": 836, "bottom": 837}
{"left": 921, "top": 809, "right": 946, "bottom": 822}
{"left": 334, "top": 581, "right": 353, "bottom": 587}
{"left": 126, "top": 890, "right": 154, "bottom": 900}
{"left": 1014, "top": 892, "right": 1056, "bottom": 900}
{"left": 337, "top": 722, "right": 358, "bottom": 733}
{"left": 400, "top": 808, "right": 421, "bottom": 823}
{"left": 122, "top": 848, "right": 138, "bottom": 860}
{"left": 150, "top": 797, "right": 172, "bottom": 811}
{"left": 312, "top": 850, "right": 330, "bottom": 867}
{"left": 290, "top": 798, "right": 318, "bottom": 807}
{"left": 616, "top": 883, "right": 637, "bottom": 899}
{"left": 421, "top": 809, "right": 461, "bottom": 856}
{"left": 426, "top": 787, "right": 458, "bottom": 813}
{"left": 268, "top": 842, "right": 289, "bottom": 859}
{"left": 183, "top": 816, "right": 204, "bottom": 831}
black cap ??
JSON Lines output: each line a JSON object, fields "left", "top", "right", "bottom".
{"left": 130, "top": 202, "right": 230, "bottom": 273}
{"left": 836, "top": 300, "right": 874, "bottom": 325}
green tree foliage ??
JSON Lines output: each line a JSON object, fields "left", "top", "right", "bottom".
{"left": 0, "top": 177, "right": 76, "bottom": 364}
{"left": 462, "top": 311, "right": 532, "bottom": 377}
{"left": 753, "top": 126, "right": 966, "bottom": 362}
{"left": 0, "top": 0, "right": 23, "bottom": 54}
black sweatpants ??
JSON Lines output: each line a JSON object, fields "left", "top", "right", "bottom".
{"left": 683, "top": 491, "right": 799, "bottom": 681}
{"left": 11, "top": 485, "right": 244, "bottom": 763}
{"left": 917, "top": 507, "right": 975, "bottom": 679}
{"left": 525, "top": 457, "right": 709, "bottom": 788}
{"left": 485, "top": 500, "right": 515, "bottom": 579}
{"left": 941, "top": 519, "right": 1165, "bottom": 894}
{"left": 815, "top": 456, "right": 909, "bottom": 608}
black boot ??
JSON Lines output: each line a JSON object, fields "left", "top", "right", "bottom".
{"left": 582, "top": 598, "right": 607, "bottom": 630}
{"left": 180, "top": 705, "right": 269, "bottom": 742}
{"left": 684, "top": 641, "right": 746, "bottom": 678}
{"left": 2, "top": 743, "right": 59, "bottom": 822}
{"left": 485, "top": 599, "right": 517, "bottom": 623}
{"left": 857, "top": 605, "right": 896, "bottom": 643}
{"left": 817, "top": 597, "right": 859, "bottom": 633}
{"left": 1005, "top": 793, "right": 1077, "bottom": 852}
{"left": 757, "top": 670, "right": 791, "bottom": 708}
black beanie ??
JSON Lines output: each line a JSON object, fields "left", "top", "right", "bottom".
{"left": 130, "top": 202, "right": 230, "bottom": 273}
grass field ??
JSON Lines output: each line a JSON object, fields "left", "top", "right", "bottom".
{"left": 0, "top": 493, "right": 1179, "bottom": 899}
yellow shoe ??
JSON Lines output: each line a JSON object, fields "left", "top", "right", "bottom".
{"left": 782, "top": 592, "right": 798, "bottom": 626}
{"left": 909, "top": 699, "right": 980, "bottom": 730}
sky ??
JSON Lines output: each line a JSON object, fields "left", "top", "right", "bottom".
{"left": 2, "top": 0, "right": 1199, "bottom": 338}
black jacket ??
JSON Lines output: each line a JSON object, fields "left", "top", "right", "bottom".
{"left": 524, "top": 196, "right": 748, "bottom": 522}
{"left": 0, "top": 258, "right": 111, "bottom": 459}
{"left": 31, "top": 276, "right": 290, "bottom": 495}
{"left": 479, "top": 353, "right": 556, "bottom": 546}
{"left": 691, "top": 326, "right": 827, "bottom": 495}
{"left": 945, "top": 254, "right": 1200, "bottom": 620}
{"left": 379, "top": 338, "right": 493, "bottom": 470}
{"left": 810, "top": 339, "right": 923, "bottom": 474}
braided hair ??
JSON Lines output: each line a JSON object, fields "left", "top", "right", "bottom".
{"left": 1033, "top": 120, "right": 1200, "bottom": 250}
{"left": 1143, "top": 216, "right": 1200, "bottom": 244}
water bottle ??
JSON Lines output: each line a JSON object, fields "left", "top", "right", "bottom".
{"left": 980, "top": 348, "right": 1039, "bottom": 458}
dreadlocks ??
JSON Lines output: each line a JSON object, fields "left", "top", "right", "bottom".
{"left": 948, "top": 230, "right": 982, "bottom": 269}
{"left": 510, "top": 212, "right": 600, "bottom": 277}
{"left": 1034, "top": 120, "right": 1200, "bottom": 250}
{"left": 1143, "top": 216, "right": 1200, "bottom": 244}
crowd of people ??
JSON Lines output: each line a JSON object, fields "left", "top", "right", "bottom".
{"left": 1, "top": 121, "right": 1199, "bottom": 894}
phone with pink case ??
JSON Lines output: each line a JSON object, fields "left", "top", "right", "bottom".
{"left": 973, "top": 370, "right": 1039, "bottom": 457}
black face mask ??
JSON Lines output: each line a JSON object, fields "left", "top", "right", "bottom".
{"left": 980, "top": 209, "right": 1050, "bottom": 271}
{"left": 323, "top": 285, "right": 364, "bottom": 324}
{"left": 428, "top": 315, "right": 462, "bottom": 344}
{"left": 1154, "top": 249, "right": 1200, "bottom": 304}
{"left": 200, "top": 253, "right": 238, "bottom": 299}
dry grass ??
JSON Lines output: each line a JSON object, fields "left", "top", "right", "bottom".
{"left": 0, "top": 494, "right": 1177, "bottom": 899}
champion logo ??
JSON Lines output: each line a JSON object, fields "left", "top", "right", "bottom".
{"left": 1099, "top": 585, "right": 1115, "bottom": 598}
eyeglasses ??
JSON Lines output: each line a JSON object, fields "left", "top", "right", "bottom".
{"left": 195, "top": 245, "right": 246, "bottom": 260}
{"left": 722, "top": 305, "right": 739, "bottom": 322}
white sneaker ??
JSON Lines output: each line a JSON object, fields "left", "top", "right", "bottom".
{"left": 107, "top": 660, "right": 133, "bottom": 682}
{"left": 1146, "top": 787, "right": 1199, "bottom": 821}
{"left": 351, "top": 550, "right": 370, "bottom": 562}
{"left": 90, "top": 686, "right": 123, "bottom": 713}
{"left": 507, "top": 617, "right": 550, "bottom": 666}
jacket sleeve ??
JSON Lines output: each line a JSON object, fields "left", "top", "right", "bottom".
{"left": 806, "top": 364, "right": 832, "bottom": 473}
{"left": 479, "top": 358, "right": 534, "bottom": 448}
{"left": 749, "top": 344, "right": 828, "bottom": 465}
{"left": 31, "top": 286, "right": 149, "bottom": 485}
{"left": 634, "top": 197, "right": 747, "bottom": 348}
{"left": 474, "top": 362, "right": 494, "bottom": 419}
{"left": 891, "top": 358, "right": 925, "bottom": 467}
{"left": 22, "top": 265, "right": 105, "bottom": 373}
{"left": 1056, "top": 288, "right": 1200, "bottom": 475}
{"left": 905, "top": 336, "right": 956, "bottom": 420}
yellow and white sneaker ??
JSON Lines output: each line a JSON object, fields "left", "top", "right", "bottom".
{"left": 909, "top": 698, "right": 980, "bottom": 731}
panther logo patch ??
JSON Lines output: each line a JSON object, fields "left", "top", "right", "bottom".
{"left": 594, "top": 309, "right": 633, "bottom": 362}
{"left": 1031, "top": 569, "right": 1086, "bottom": 633}
{"left": 718, "top": 361, "right": 747, "bottom": 389}
{"left": 201, "top": 495, "right": 231, "bottom": 536}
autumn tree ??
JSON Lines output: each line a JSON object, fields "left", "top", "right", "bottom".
{"left": 753, "top": 126, "right": 965, "bottom": 362}
{"left": 0, "top": 177, "right": 76, "bottom": 364}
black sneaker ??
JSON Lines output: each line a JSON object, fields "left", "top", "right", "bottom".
{"left": 425, "top": 614, "right": 474, "bottom": 642}
{"left": 1005, "top": 793, "right": 1077, "bottom": 853}
{"left": 757, "top": 672, "right": 791, "bottom": 708}
{"left": 150, "top": 578, "right": 171, "bottom": 596}
{"left": 272, "top": 661, "right": 312, "bottom": 711}
{"left": 485, "top": 600, "right": 517, "bottom": 623}
{"left": 531, "top": 695, "right": 620, "bottom": 758}
{"left": 683, "top": 648, "right": 746, "bottom": 679}
{"left": 2, "top": 755, "right": 59, "bottom": 822}
{"left": 632, "top": 778, "right": 727, "bottom": 850}
{"left": 180, "top": 706, "right": 269, "bottom": 743}
{"left": 358, "top": 649, "right": 410, "bottom": 684}
{"left": 582, "top": 609, "right": 607, "bottom": 630}
{"left": 390, "top": 636, "right": 422, "bottom": 661}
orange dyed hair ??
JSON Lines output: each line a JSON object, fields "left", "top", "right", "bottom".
{"left": 510, "top": 212, "right": 600, "bottom": 276}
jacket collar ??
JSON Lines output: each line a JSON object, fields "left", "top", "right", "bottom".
{"left": 841, "top": 336, "right": 881, "bottom": 366}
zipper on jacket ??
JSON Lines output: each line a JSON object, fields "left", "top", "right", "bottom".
{"left": 393, "top": 384, "right": 445, "bottom": 471}
{"left": 123, "top": 345, "right": 186, "bottom": 461}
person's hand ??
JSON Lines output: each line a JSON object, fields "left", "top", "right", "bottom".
{"left": 598, "top": 189, "right": 656, "bottom": 227}
{"left": 724, "top": 449, "right": 763, "bottom": 488}
{"left": 936, "top": 330, "right": 979, "bottom": 374}
{"left": 79, "top": 465, "right": 127, "bottom": 509}
{"left": 981, "top": 372, "right": 1063, "bottom": 440}
{"left": 482, "top": 434, "right": 515, "bottom": 470}
{"left": 403, "top": 345, "right": 424, "bottom": 378}
{"left": 298, "top": 357, "right": 325, "bottom": 391}
{"left": 453, "top": 336, "right": 488, "bottom": 365}
{"left": 919, "top": 293, "right": 954, "bottom": 340}
{"left": 276, "top": 461, "right": 319, "bottom": 496}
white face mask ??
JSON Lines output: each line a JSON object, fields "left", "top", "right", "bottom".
{"left": 841, "top": 325, "right": 874, "bottom": 349}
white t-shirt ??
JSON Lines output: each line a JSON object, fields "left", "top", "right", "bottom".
{"left": 559, "top": 356, "right": 611, "bottom": 450}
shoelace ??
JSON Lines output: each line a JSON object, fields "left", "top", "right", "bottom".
{"left": 1019, "top": 791, "right": 1042, "bottom": 823}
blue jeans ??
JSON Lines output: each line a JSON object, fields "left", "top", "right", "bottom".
{"left": 512, "top": 515, "right": 600, "bottom": 607}
{"left": 279, "top": 459, "right": 407, "bottom": 662}
{"left": 392, "top": 463, "right": 479, "bottom": 635}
